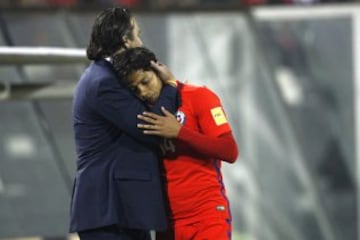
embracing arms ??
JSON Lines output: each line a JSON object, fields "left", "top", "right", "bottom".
{"left": 95, "top": 61, "right": 179, "bottom": 147}
{"left": 137, "top": 107, "right": 238, "bottom": 163}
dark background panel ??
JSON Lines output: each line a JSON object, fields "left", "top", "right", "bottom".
{"left": 2, "top": 11, "right": 84, "bottom": 83}
{"left": 0, "top": 102, "right": 70, "bottom": 238}
{"left": 0, "top": 12, "right": 79, "bottom": 238}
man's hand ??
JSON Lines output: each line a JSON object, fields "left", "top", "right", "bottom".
{"left": 137, "top": 107, "right": 181, "bottom": 138}
{"left": 151, "top": 61, "right": 177, "bottom": 87}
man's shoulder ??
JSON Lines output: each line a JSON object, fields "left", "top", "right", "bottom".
{"left": 80, "top": 59, "right": 121, "bottom": 85}
{"left": 88, "top": 59, "right": 116, "bottom": 75}
{"left": 76, "top": 60, "right": 127, "bottom": 99}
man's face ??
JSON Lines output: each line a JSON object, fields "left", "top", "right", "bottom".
{"left": 128, "top": 70, "right": 163, "bottom": 104}
{"left": 125, "top": 19, "right": 143, "bottom": 48}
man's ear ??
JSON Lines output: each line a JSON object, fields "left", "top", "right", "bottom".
{"left": 122, "top": 36, "right": 130, "bottom": 48}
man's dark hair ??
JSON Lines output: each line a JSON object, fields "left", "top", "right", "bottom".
{"left": 86, "top": 8, "right": 134, "bottom": 60}
{"left": 112, "top": 47, "right": 157, "bottom": 84}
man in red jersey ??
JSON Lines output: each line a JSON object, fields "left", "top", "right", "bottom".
{"left": 112, "top": 47, "right": 239, "bottom": 240}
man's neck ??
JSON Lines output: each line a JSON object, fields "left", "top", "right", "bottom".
{"left": 113, "top": 47, "right": 127, "bottom": 56}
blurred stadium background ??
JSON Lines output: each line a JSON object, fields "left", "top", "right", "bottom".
{"left": 0, "top": 0, "right": 358, "bottom": 240}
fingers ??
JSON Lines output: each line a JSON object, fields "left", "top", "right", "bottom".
{"left": 161, "top": 106, "right": 172, "bottom": 116}
{"left": 150, "top": 61, "right": 175, "bottom": 82}
{"left": 138, "top": 109, "right": 175, "bottom": 125}
{"left": 143, "top": 111, "right": 161, "bottom": 119}
{"left": 143, "top": 130, "right": 161, "bottom": 135}
{"left": 150, "top": 60, "right": 158, "bottom": 70}
{"left": 137, "top": 112, "right": 163, "bottom": 134}
{"left": 137, "top": 111, "right": 162, "bottom": 123}
{"left": 137, "top": 123, "right": 161, "bottom": 136}
{"left": 137, "top": 115, "right": 156, "bottom": 124}
{"left": 137, "top": 123, "right": 159, "bottom": 130}
{"left": 150, "top": 61, "right": 163, "bottom": 72}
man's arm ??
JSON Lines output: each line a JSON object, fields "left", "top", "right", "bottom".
{"left": 96, "top": 76, "right": 179, "bottom": 147}
{"left": 137, "top": 107, "right": 238, "bottom": 163}
{"left": 176, "top": 128, "right": 238, "bottom": 163}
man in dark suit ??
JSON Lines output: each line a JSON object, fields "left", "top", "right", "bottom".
{"left": 69, "top": 8, "right": 179, "bottom": 240}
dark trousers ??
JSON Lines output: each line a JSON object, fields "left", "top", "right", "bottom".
{"left": 78, "top": 225, "right": 151, "bottom": 240}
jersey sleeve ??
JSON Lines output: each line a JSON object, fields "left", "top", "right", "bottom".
{"left": 193, "top": 87, "right": 231, "bottom": 137}
{"left": 177, "top": 128, "right": 238, "bottom": 163}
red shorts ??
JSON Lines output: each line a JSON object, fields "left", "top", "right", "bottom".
{"left": 157, "top": 216, "right": 232, "bottom": 240}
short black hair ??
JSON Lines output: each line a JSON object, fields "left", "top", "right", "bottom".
{"left": 112, "top": 47, "right": 157, "bottom": 84}
{"left": 86, "top": 8, "right": 134, "bottom": 60}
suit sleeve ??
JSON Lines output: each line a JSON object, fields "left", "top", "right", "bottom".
{"left": 96, "top": 76, "right": 179, "bottom": 147}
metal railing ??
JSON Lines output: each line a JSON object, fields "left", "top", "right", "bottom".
{"left": 0, "top": 47, "right": 86, "bottom": 100}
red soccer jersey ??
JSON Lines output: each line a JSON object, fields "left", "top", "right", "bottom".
{"left": 162, "top": 82, "right": 232, "bottom": 226}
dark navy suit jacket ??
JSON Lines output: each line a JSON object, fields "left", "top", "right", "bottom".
{"left": 69, "top": 59, "right": 179, "bottom": 232}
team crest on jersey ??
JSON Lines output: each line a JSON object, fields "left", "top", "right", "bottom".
{"left": 176, "top": 111, "right": 186, "bottom": 125}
